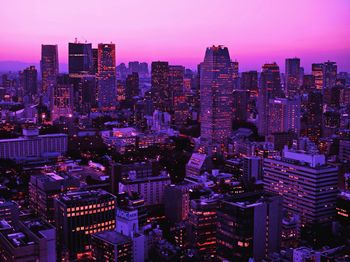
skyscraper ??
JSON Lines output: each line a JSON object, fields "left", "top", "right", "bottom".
{"left": 323, "top": 61, "right": 337, "bottom": 89}
{"left": 285, "top": 58, "right": 300, "bottom": 98}
{"left": 97, "top": 43, "right": 116, "bottom": 109}
{"left": 125, "top": 72, "right": 139, "bottom": 102}
{"left": 200, "top": 45, "right": 233, "bottom": 152}
{"left": 151, "top": 61, "right": 170, "bottom": 111}
{"left": 51, "top": 74, "right": 73, "bottom": 121}
{"left": 41, "top": 44, "right": 59, "bottom": 107}
{"left": 258, "top": 62, "right": 282, "bottom": 136}
{"left": 68, "top": 41, "right": 93, "bottom": 75}
{"left": 312, "top": 63, "right": 324, "bottom": 90}
{"left": 241, "top": 71, "right": 258, "bottom": 95}
{"left": 22, "top": 66, "right": 38, "bottom": 101}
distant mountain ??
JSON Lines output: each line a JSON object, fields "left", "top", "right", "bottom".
{"left": 0, "top": 61, "right": 68, "bottom": 73}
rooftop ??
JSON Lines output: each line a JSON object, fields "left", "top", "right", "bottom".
{"left": 92, "top": 230, "right": 130, "bottom": 245}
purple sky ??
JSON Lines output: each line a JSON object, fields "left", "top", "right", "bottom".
{"left": 1, "top": 0, "right": 349, "bottom": 72}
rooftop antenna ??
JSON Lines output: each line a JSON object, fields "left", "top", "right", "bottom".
{"left": 74, "top": 37, "right": 78, "bottom": 43}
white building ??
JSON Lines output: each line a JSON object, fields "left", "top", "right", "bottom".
{"left": 0, "top": 127, "right": 67, "bottom": 162}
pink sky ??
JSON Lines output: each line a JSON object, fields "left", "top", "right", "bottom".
{"left": 1, "top": 0, "right": 349, "bottom": 71}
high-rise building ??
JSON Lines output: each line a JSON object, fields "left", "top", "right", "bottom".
{"left": 97, "top": 43, "right": 116, "bottom": 108}
{"left": 22, "top": 66, "right": 38, "bottom": 99}
{"left": 312, "top": 63, "right": 324, "bottom": 90}
{"left": 68, "top": 41, "right": 93, "bottom": 75}
{"left": 29, "top": 172, "right": 79, "bottom": 223}
{"left": 241, "top": 71, "right": 258, "bottom": 95}
{"left": 263, "top": 146, "right": 339, "bottom": 226}
{"left": 200, "top": 45, "right": 233, "bottom": 152}
{"left": 216, "top": 192, "right": 282, "bottom": 261}
{"left": 231, "top": 60, "right": 239, "bottom": 89}
{"left": 41, "top": 44, "right": 59, "bottom": 107}
{"left": 285, "top": 58, "right": 300, "bottom": 98}
{"left": 258, "top": 62, "right": 282, "bottom": 136}
{"left": 323, "top": 61, "right": 337, "bottom": 89}
{"left": 51, "top": 74, "right": 73, "bottom": 121}
{"left": 151, "top": 61, "right": 170, "bottom": 111}
{"left": 68, "top": 41, "right": 95, "bottom": 114}
{"left": 54, "top": 190, "right": 116, "bottom": 260}
{"left": 268, "top": 97, "right": 301, "bottom": 135}
{"left": 92, "top": 48, "right": 98, "bottom": 74}
{"left": 0, "top": 200, "right": 19, "bottom": 224}
{"left": 305, "top": 90, "right": 323, "bottom": 141}
{"left": 232, "top": 90, "right": 249, "bottom": 121}
{"left": 243, "top": 156, "right": 263, "bottom": 182}
{"left": 125, "top": 72, "right": 139, "bottom": 101}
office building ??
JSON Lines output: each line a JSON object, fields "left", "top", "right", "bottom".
{"left": 126, "top": 72, "right": 139, "bottom": 101}
{"left": 151, "top": 61, "right": 170, "bottom": 111}
{"left": 216, "top": 192, "right": 282, "bottom": 261}
{"left": 54, "top": 190, "right": 116, "bottom": 260}
{"left": 29, "top": 172, "right": 79, "bottom": 223}
{"left": 41, "top": 44, "right": 59, "bottom": 106}
{"left": 164, "top": 183, "right": 190, "bottom": 224}
{"left": 268, "top": 97, "right": 301, "bottom": 135}
{"left": 323, "top": 61, "right": 337, "bottom": 89}
{"left": 200, "top": 45, "right": 233, "bottom": 152}
{"left": 188, "top": 196, "right": 218, "bottom": 259}
{"left": 258, "top": 62, "right": 282, "bottom": 136}
{"left": 0, "top": 126, "right": 68, "bottom": 162}
{"left": 232, "top": 90, "right": 249, "bottom": 121}
{"left": 312, "top": 63, "right": 324, "bottom": 90}
{"left": 97, "top": 43, "right": 116, "bottom": 108}
{"left": 243, "top": 156, "right": 263, "bottom": 182}
{"left": 68, "top": 41, "right": 93, "bottom": 75}
{"left": 305, "top": 91, "right": 323, "bottom": 141}
{"left": 91, "top": 230, "right": 132, "bottom": 262}
{"left": 285, "top": 58, "right": 300, "bottom": 98}
{"left": 22, "top": 65, "right": 38, "bottom": 100}
{"left": 263, "top": 146, "right": 339, "bottom": 226}
{"left": 241, "top": 71, "right": 258, "bottom": 95}
{"left": 0, "top": 200, "right": 19, "bottom": 224}
{"left": 51, "top": 74, "right": 73, "bottom": 121}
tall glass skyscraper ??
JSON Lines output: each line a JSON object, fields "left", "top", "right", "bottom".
{"left": 200, "top": 45, "right": 233, "bottom": 153}
{"left": 41, "top": 44, "right": 59, "bottom": 107}
{"left": 285, "top": 58, "right": 300, "bottom": 98}
{"left": 97, "top": 43, "right": 116, "bottom": 108}
{"left": 68, "top": 42, "right": 93, "bottom": 75}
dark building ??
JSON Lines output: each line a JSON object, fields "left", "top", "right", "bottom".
{"left": 91, "top": 230, "right": 132, "bottom": 262}
{"left": 232, "top": 90, "right": 249, "bottom": 121}
{"left": 126, "top": 72, "right": 140, "bottom": 101}
{"left": 41, "top": 44, "right": 59, "bottom": 106}
{"left": 200, "top": 45, "right": 233, "bottom": 153}
{"left": 241, "top": 71, "right": 258, "bottom": 95}
{"left": 323, "top": 61, "right": 337, "bottom": 89}
{"left": 0, "top": 200, "right": 19, "bottom": 224}
{"left": 164, "top": 183, "right": 190, "bottom": 224}
{"left": 216, "top": 192, "right": 282, "bottom": 261}
{"left": 97, "top": 43, "right": 116, "bottom": 108}
{"left": 285, "top": 58, "right": 300, "bottom": 98}
{"left": 305, "top": 90, "right": 323, "bottom": 141}
{"left": 68, "top": 41, "right": 93, "bottom": 75}
{"left": 29, "top": 172, "right": 79, "bottom": 223}
{"left": 92, "top": 48, "right": 98, "bottom": 74}
{"left": 22, "top": 65, "right": 38, "bottom": 98}
{"left": 54, "top": 190, "right": 116, "bottom": 260}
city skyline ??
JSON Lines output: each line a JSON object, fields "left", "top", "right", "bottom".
{"left": 1, "top": 0, "right": 350, "bottom": 71}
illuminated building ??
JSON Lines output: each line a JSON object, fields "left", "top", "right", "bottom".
{"left": 41, "top": 44, "right": 59, "bottom": 107}
{"left": 0, "top": 200, "right": 19, "bottom": 224}
{"left": 268, "top": 97, "right": 301, "bottom": 135}
{"left": 258, "top": 62, "right": 282, "bottom": 136}
{"left": 186, "top": 153, "right": 208, "bottom": 178}
{"left": 188, "top": 197, "right": 218, "bottom": 259}
{"left": 29, "top": 172, "right": 79, "bottom": 223}
{"left": 339, "top": 139, "right": 350, "bottom": 162}
{"left": 231, "top": 60, "right": 239, "bottom": 89}
{"left": 312, "top": 63, "right": 324, "bottom": 90}
{"left": 216, "top": 192, "right": 282, "bottom": 261}
{"left": 243, "top": 156, "right": 263, "bottom": 182}
{"left": 54, "top": 190, "right": 116, "bottom": 260}
{"left": 51, "top": 74, "right": 73, "bottom": 121}
{"left": 68, "top": 41, "right": 93, "bottom": 75}
{"left": 91, "top": 230, "right": 132, "bottom": 262}
{"left": 0, "top": 126, "right": 67, "bottom": 162}
{"left": 97, "top": 43, "right": 116, "bottom": 109}
{"left": 151, "top": 61, "right": 170, "bottom": 111}
{"left": 335, "top": 192, "right": 350, "bottom": 239}
{"left": 285, "top": 58, "right": 300, "bottom": 98}
{"left": 200, "top": 45, "right": 233, "bottom": 153}
{"left": 92, "top": 48, "right": 98, "bottom": 74}
{"left": 263, "top": 146, "right": 339, "bottom": 226}
{"left": 164, "top": 183, "right": 190, "bottom": 224}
